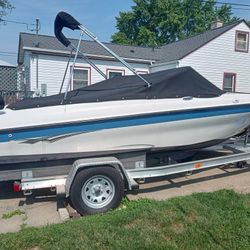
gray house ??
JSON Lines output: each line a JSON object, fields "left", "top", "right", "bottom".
{"left": 18, "top": 19, "right": 250, "bottom": 96}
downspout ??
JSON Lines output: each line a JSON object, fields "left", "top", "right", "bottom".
{"left": 36, "top": 55, "right": 39, "bottom": 90}
{"left": 35, "top": 18, "right": 40, "bottom": 94}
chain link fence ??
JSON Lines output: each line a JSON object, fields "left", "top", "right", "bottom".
{"left": 0, "top": 65, "right": 33, "bottom": 105}
{"left": 0, "top": 65, "right": 17, "bottom": 89}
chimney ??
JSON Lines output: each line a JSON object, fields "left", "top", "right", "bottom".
{"left": 211, "top": 17, "right": 223, "bottom": 29}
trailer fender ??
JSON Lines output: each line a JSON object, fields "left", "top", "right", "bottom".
{"left": 65, "top": 157, "right": 132, "bottom": 197}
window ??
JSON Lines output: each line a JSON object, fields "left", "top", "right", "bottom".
{"left": 72, "top": 67, "right": 90, "bottom": 90}
{"left": 107, "top": 69, "right": 125, "bottom": 79}
{"left": 235, "top": 31, "right": 249, "bottom": 52}
{"left": 223, "top": 73, "right": 236, "bottom": 92}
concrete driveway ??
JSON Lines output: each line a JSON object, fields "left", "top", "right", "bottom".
{"left": 128, "top": 164, "right": 250, "bottom": 200}
{"left": 0, "top": 182, "right": 63, "bottom": 233}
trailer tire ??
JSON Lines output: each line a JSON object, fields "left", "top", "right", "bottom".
{"left": 70, "top": 166, "right": 124, "bottom": 215}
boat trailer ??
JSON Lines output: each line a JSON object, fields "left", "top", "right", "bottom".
{"left": 5, "top": 139, "right": 250, "bottom": 215}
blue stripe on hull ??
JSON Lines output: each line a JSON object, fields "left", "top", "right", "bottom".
{"left": 1, "top": 104, "right": 250, "bottom": 143}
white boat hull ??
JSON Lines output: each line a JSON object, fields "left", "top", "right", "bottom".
{"left": 1, "top": 93, "right": 250, "bottom": 159}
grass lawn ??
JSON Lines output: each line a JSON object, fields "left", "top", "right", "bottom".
{"left": 0, "top": 189, "right": 250, "bottom": 250}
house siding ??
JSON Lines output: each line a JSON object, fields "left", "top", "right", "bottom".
{"left": 21, "top": 21, "right": 250, "bottom": 96}
{"left": 180, "top": 22, "right": 250, "bottom": 92}
{"left": 28, "top": 53, "right": 150, "bottom": 96}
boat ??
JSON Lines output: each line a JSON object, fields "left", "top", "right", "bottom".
{"left": 1, "top": 12, "right": 250, "bottom": 163}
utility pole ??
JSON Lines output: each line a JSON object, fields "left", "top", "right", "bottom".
{"left": 35, "top": 18, "right": 40, "bottom": 47}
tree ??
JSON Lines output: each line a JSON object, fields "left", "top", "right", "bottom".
{"left": 0, "top": 0, "right": 14, "bottom": 23}
{"left": 111, "top": 0, "right": 237, "bottom": 47}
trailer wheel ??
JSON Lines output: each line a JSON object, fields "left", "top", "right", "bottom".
{"left": 70, "top": 166, "right": 124, "bottom": 215}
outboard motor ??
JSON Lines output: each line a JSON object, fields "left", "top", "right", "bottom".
{"left": 0, "top": 96, "right": 5, "bottom": 110}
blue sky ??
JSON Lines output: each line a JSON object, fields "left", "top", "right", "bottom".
{"left": 1, "top": 0, "right": 250, "bottom": 65}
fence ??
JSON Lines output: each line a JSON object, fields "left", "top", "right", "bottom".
{"left": 0, "top": 65, "right": 33, "bottom": 105}
{"left": 0, "top": 66, "right": 17, "bottom": 91}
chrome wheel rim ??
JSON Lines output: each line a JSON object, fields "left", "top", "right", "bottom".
{"left": 81, "top": 175, "right": 115, "bottom": 209}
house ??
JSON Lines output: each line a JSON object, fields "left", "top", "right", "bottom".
{"left": 17, "top": 19, "right": 250, "bottom": 96}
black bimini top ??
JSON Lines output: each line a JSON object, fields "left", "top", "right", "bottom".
{"left": 8, "top": 67, "right": 224, "bottom": 110}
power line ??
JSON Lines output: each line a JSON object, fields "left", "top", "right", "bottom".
{"left": 0, "top": 53, "right": 17, "bottom": 57}
{"left": 0, "top": 18, "right": 41, "bottom": 32}
{"left": 202, "top": 0, "right": 250, "bottom": 7}
{"left": 215, "top": 1, "right": 250, "bottom": 7}
{"left": 200, "top": 1, "right": 250, "bottom": 12}
{"left": 202, "top": 0, "right": 250, "bottom": 8}
{"left": 0, "top": 51, "right": 17, "bottom": 55}
{"left": 0, "top": 18, "right": 34, "bottom": 26}
{"left": 230, "top": 7, "right": 250, "bottom": 11}
{"left": 0, "top": 18, "right": 34, "bottom": 30}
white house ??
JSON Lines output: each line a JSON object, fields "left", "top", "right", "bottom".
{"left": 17, "top": 19, "right": 250, "bottom": 96}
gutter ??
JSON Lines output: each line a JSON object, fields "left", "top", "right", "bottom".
{"left": 150, "top": 60, "right": 180, "bottom": 68}
{"left": 22, "top": 46, "right": 156, "bottom": 65}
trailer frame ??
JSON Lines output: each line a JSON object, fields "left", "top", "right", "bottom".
{"left": 3, "top": 140, "right": 247, "bottom": 215}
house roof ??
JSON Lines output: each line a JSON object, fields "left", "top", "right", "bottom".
{"left": 18, "top": 33, "right": 161, "bottom": 64}
{"left": 18, "top": 19, "right": 247, "bottom": 65}
{"left": 158, "top": 20, "right": 246, "bottom": 63}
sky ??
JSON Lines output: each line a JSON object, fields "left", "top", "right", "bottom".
{"left": 1, "top": 0, "right": 250, "bottom": 65}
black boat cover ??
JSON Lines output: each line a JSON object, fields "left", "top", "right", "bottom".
{"left": 8, "top": 67, "right": 224, "bottom": 110}
{"left": 0, "top": 95, "right": 5, "bottom": 110}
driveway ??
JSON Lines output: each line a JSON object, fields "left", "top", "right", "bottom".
{"left": 0, "top": 163, "right": 249, "bottom": 234}
{"left": 128, "top": 164, "right": 250, "bottom": 200}
{"left": 0, "top": 182, "right": 63, "bottom": 233}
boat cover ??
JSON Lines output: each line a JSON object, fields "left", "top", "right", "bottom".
{"left": 8, "top": 67, "right": 224, "bottom": 110}
{"left": 0, "top": 95, "right": 4, "bottom": 110}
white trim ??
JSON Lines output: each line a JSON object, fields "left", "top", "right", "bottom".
{"left": 106, "top": 68, "right": 125, "bottom": 79}
{"left": 71, "top": 66, "right": 91, "bottom": 90}
{"left": 235, "top": 30, "right": 249, "bottom": 52}
{"left": 150, "top": 60, "right": 180, "bottom": 68}
{"left": 136, "top": 70, "right": 149, "bottom": 74}
{"left": 22, "top": 47, "right": 155, "bottom": 64}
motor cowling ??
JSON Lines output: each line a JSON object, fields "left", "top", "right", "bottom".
{"left": 0, "top": 96, "right": 5, "bottom": 110}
